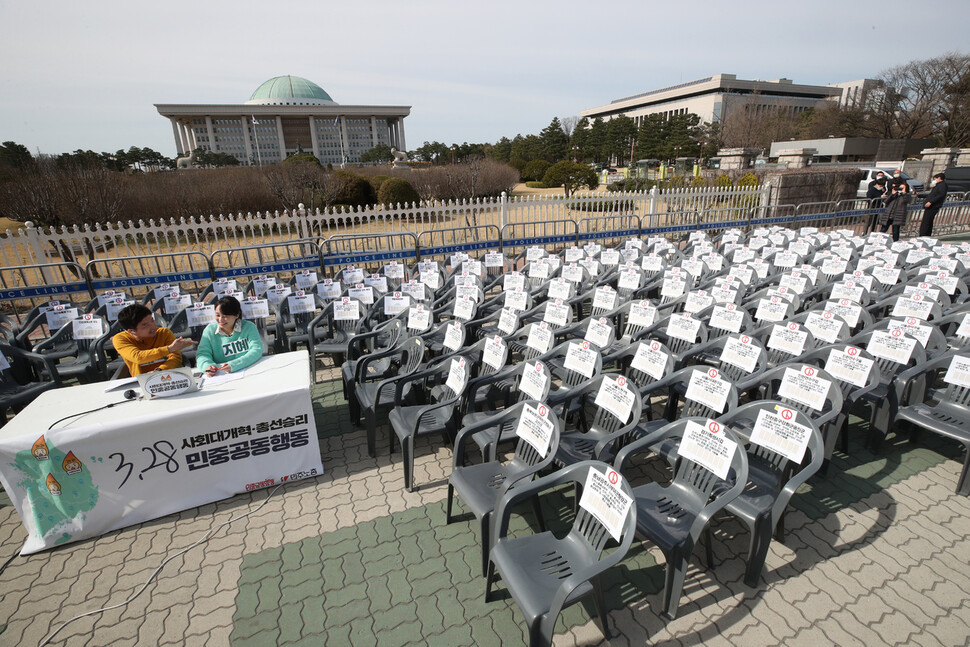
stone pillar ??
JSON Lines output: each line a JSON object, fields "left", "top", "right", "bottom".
{"left": 338, "top": 116, "right": 349, "bottom": 165}
{"left": 309, "top": 116, "right": 321, "bottom": 160}
{"left": 396, "top": 118, "right": 406, "bottom": 153}
{"left": 205, "top": 116, "right": 217, "bottom": 152}
{"left": 716, "top": 147, "right": 761, "bottom": 170}
{"left": 181, "top": 122, "right": 194, "bottom": 153}
{"left": 170, "top": 118, "right": 185, "bottom": 156}
{"left": 241, "top": 116, "right": 254, "bottom": 165}
{"left": 370, "top": 116, "right": 379, "bottom": 149}
{"left": 275, "top": 116, "right": 286, "bottom": 159}
{"left": 920, "top": 148, "right": 959, "bottom": 175}
{"left": 776, "top": 147, "right": 817, "bottom": 169}
{"left": 954, "top": 148, "right": 970, "bottom": 167}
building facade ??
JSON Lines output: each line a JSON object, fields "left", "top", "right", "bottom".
{"left": 581, "top": 73, "right": 843, "bottom": 127}
{"left": 156, "top": 75, "right": 411, "bottom": 165}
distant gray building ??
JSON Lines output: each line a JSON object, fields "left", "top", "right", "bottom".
{"left": 581, "top": 73, "right": 842, "bottom": 127}
{"left": 156, "top": 75, "right": 411, "bottom": 165}
{"left": 767, "top": 137, "right": 934, "bottom": 162}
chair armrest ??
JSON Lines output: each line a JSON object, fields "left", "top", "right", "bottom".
{"left": 6, "top": 345, "right": 64, "bottom": 387}
{"left": 894, "top": 351, "right": 956, "bottom": 407}
{"left": 392, "top": 363, "right": 448, "bottom": 404}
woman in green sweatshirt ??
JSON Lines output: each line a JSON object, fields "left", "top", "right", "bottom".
{"left": 196, "top": 296, "right": 264, "bottom": 375}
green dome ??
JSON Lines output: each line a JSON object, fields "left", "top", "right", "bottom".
{"left": 246, "top": 76, "right": 337, "bottom": 105}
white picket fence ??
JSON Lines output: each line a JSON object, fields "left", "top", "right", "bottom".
{"left": 0, "top": 184, "right": 770, "bottom": 269}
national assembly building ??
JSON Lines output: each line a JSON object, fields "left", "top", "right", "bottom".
{"left": 155, "top": 75, "right": 411, "bottom": 165}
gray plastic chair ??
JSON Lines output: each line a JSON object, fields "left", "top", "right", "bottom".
{"left": 0, "top": 343, "right": 62, "bottom": 425}
{"left": 447, "top": 400, "right": 562, "bottom": 575}
{"left": 894, "top": 352, "right": 970, "bottom": 495}
{"left": 613, "top": 418, "right": 748, "bottom": 619}
{"left": 554, "top": 374, "right": 644, "bottom": 467}
{"left": 486, "top": 460, "right": 638, "bottom": 647}
{"left": 718, "top": 401, "right": 825, "bottom": 585}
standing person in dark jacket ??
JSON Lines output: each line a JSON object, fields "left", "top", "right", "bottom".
{"left": 920, "top": 172, "right": 948, "bottom": 237}
{"left": 879, "top": 182, "right": 913, "bottom": 242}
{"left": 866, "top": 179, "right": 887, "bottom": 233}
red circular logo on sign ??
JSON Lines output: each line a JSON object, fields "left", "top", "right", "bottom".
{"left": 906, "top": 317, "right": 917, "bottom": 325}
{"left": 781, "top": 409, "right": 794, "bottom": 420}
{"left": 847, "top": 347, "right": 859, "bottom": 356}
{"left": 608, "top": 470, "right": 619, "bottom": 485}
{"left": 823, "top": 311, "right": 833, "bottom": 319}
{"left": 919, "top": 282, "right": 928, "bottom": 289}
{"left": 840, "top": 299, "right": 850, "bottom": 306}
{"left": 651, "top": 341, "right": 660, "bottom": 351}
{"left": 727, "top": 303, "right": 736, "bottom": 311}
{"left": 892, "top": 329, "right": 902, "bottom": 337}
{"left": 538, "top": 405, "right": 547, "bottom": 417}
{"left": 708, "top": 368, "right": 718, "bottom": 378}
{"left": 789, "top": 322, "right": 798, "bottom": 331}
{"left": 804, "top": 366, "right": 815, "bottom": 377}
{"left": 912, "top": 294, "right": 922, "bottom": 302}
{"left": 741, "top": 335, "right": 750, "bottom": 344}
{"left": 771, "top": 297, "right": 780, "bottom": 304}
{"left": 708, "top": 421, "right": 720, "bottom": 434}
{"left": 582, "top": 341, "right": 589, "bottom": 350}
{"left": 617, "top": 376, "right": 626, "bottom": 387}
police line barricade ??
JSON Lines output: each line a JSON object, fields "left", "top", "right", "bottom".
{"left": 577, "top": 215, "right": 640, "bottom": 249}
{"left": 209, "top": 240, "right": 323, "bottom": 281}
{"left": 320, "top": 232, "right": 419, "bottom": 278}
{"left": 0, "top": 262, "right": 93, "bottom": 321}
{"left": 916, "top": 199, "right": 970, "bottom": 237}
{"left": 500, "top": 219, "right": 580, "bottom": 260}
{"left": 415, "top": 225, "right": 502, "bottom": 266}
{"left": 86, "top": 252, "right": 214, "bottom": 303}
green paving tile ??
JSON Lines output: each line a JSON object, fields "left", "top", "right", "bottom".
{"left": 232, "top": 407, "right": 967, "bottom": 646}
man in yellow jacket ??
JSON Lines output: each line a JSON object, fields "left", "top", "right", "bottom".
{"left": 113, "top": 304, "right": 196, "bottom": 376}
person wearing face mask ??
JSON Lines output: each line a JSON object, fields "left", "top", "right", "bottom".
{"left": 920, "top": 172, "right": 948, "bottom": 237}
{"left": 878, "top": 182, "right": 913, "bottom": 242}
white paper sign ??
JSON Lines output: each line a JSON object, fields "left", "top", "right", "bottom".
{"left": 504, "top": 272, "right": 525, "bottom": 292}
{"left": 106, "top": 299, "right": 133, "bottom": 322}
{"left": 564, "top": 341, "right": 597, "bottom": 378}
{"left": 592, "top": 287, "right": 617, "bottom": 312}
{"left": 686, "top": 368, "right": 731, "bottom": 413}
{"left": 445, "top": 357, "right": 467, "bottom": 394}
{"left": 709, "top": 305, "right": 744, "bottom": 333}
{"left": 720, "top": 335, "right": 760, "bottom": 373}
{"left": 505, "top": 289, "right": 528, "bottom": 311}
{"left": 547, "top": 278, "right": 572, "bottom": 300}
{"left": 383, "top": 261, "right": 405, "bottom": 279}
{"left": 515, "top": 402, "right": 555, "bottom": 458}
{"left": 498, "top": 308, "right": 519, "bottom": 335}
{"left": 528, "top": 260, "right": 550, "bottom": 280}
{"left": 886, "top": 318, "right": 932, "bottom": 348}
{"left": 600, "top": 250, "right": 620, "bottom": 266}
{"left": 755, "top": 298, "right": 789, "bottom": 323}
{"left": 316, "top": 280, "right": 342, "bottom": 300}
{"left": 578, "top": 467, "right": 633, "bottom": 541}
{"left": 484, "top": 252, "right": 504, "bottom": 268}
{"left": 242, "top": 297, "right": 270, "bottom": 320}
{"left": 628, "top": 301, "right": 657, "bottom": 328}
{"left": 287, "top": 293, "right": 315, "bottom": 315}
{"left": 943, "top": 355, "right": 970, "bottom": 388}
{"left": 407, "top": 306, "right": 431, "bottom": 331}
{"left": 867, "top": 330, "right": 917, "bottom": 364}
{"left": 420, "top": 270, "right": 440, "bottom": 290}
{"left": 593, "top": 375, "right": 635, "bottom": 423}
{"left": 750, "top": 407, "right": 812, "bottom": 463}
{"left": 71, "top": 316, "right": 102, "bottom": 340}
{"left": 891, "top": 296, "right": 934, "bottom": 321}
{"left": 295, "top": 272, "right": 317, "bottom": 290}
{"left": 526, "top": 323, "right": 553, "bottom": 353}
{"left": 443, "top": 322, "right": 463, "bottom": 351}
{"left": 483, "top": 336, "right": 506, "bottom": 370}
{"left": 543, "top": 300, "right": 570, "bottom": 327}
{"left": 186, "top": 303, "right": 216, "bottom": 327}
{"left": 584, "top": 318, "right": 613, "bottom": 349}
{"left": 804, "top": 312, "right": 845, "bottom": 344}
{"left": 453, "top": 296, "right": 475, "bottom": 321}
{"left": 767, "top": 324, "right": 808, "bottom": 357}
{"left": 685, "top": 291, "right": 714, "bottom": 314}
{"left": 679, "top": 419, "right": 737, "bottom": 481}
{"left": 342, "top": 267, "right": 364, "bottom": 284}
{"left": 778, "top": 366, "right": 831, "bottom": 411}
{"left": 252, "top": 275, "right": 277, "bottom": 296}
{"left": 154, "top": 284, "right": 178, "bottom": 299}
{"left": 661, "top": 276, "right": 686, "bottom": 298}
{"left": 825, "top": 346, "right": 873, "bottom": 388}
{"left": 333, "top": 298, "right": 360, "bottom": 321}
{"left": 519, "top": 362, "right": 549, "bottom": 401}
{"left": 164, "top": 294, "right": 192, "bottom": 315}
{"left": 96, "top": 291, "right": 127, "bottom": 307}
{"left": 824, "top": 300, "right": 862, "bottom": 328}
{"left": 666, "top": 314, "right": 701, "bottom": 343}
{"left": 631, "top": 341, "right": 669, "bottom": 381}
{"left": 348, "top": 285, "right": 375, "bottom": 305}
{"left": 400, "top": 280, "right": 426, "bottom": 302}
{"left": 364, "top": 274, "right": 388, "bottom": 293}
{"left": 384, "top": 294, "right": 409, "bottom": 315}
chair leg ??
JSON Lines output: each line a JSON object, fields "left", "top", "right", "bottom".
{"left": 531, "top": 494, "right": 546, "bottom": 533}
{"left": 774, "top": 509, "right": 786, "bottom": 543}
{"left": 365, "top": 409, "right": 377, "bottom": 458}
{"left": 957, "top": 447, "right": 970, "bottom": 496}
{"left": 661, "top": 549, "right": 690, "bottom": 620}
{"left": 592, "top": 576, "right": 611, "bottom": 639}
{"left": 485, "top": 560, "right": 497, "bottom": 601}
{"left": 445, "top": 483, "right": 455, "bottom": 523}
{"left": 403, "top": 436, "right": 413, "bottom": 492}
{"left": 744, "top": 514, "right": 774, "bottom": 588}
{"left": 479, "top": 513, "right": 490, "bottom": 577}
{"left": 703, "top": 525, "right": 715, "bottom": 569}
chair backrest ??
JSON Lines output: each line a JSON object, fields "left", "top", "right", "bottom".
{"left": 800, "top": 342, "right": 883, "bottom": 402}
{"left": 545, "top": 340, "right": 604, "bottom": 389}
{"left": 616, "top": 299, "right": 658, "bottom": 342}
{"left": 616, "top": 339, "right": 675, "bottom": 389}
{"left": 851, "top": 329, "right": 928, "bottom": 386}
{"left": 511, "top": 360, "right": 552, "bottom": 404}
{"left": 759, "top": 363, "right": 844, "bottom": 427}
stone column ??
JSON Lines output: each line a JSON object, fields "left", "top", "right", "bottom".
{"left": 338, "top": 116, "right": 349, "bottom": 165}
{"left": 205, "top": 116, "right": 217, "bottom": 152}
{"left": 241, "top": 116, "right": 254, "bottom": 165}
{"left": 716, "top": 147, "right": 761, "bottom": 170}
{"left": 309, "top": 116, "right": 321, "bottom": 160}
{"left": 275, "top": 116, "right": 286, "bottom": 159}
{"left": 920, "top": 148, "right": 959, "bottom": 175}
{"left": 957, "top": 148, "right": 970, "bottom": 166}
{"left": 776, "top": 147, "right": 817, "bottom": 169}
{"left": 181, "top": 122, "right": 194, "bottom": 153}
{"left": 397, "top": 117, "right": 406, "bottom": 153}
{"left": 170, "top": 118, "right": 185, "bottom": 156}
{"left": 370, "top": 116, "right": 379, "bottom": 149}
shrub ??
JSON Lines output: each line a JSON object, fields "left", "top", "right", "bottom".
{"left": 737, "top": 172, "right": 759, "bottom": 187}
{"left": 377, "top": 177, "right": 421, "bottom": 207}
{"left": 541, "top": 161, "right": 599, "bottom": 197}
{"left": 714, "top": 174, "right": 733, "bottom": 187}
{"left": 329, "top": 170, "right": 376, "bottom": 208}
{"left": 522, "top": 159, "right": 552, "bottom": 182}
{"left": 368, "top": 174, "right": 391, "bottom": 193}
{"left": 691, "top": 176, "right": 708, "bottom": 187}
{"left": 525, "top": 181, "right": 547, "bottom": 188}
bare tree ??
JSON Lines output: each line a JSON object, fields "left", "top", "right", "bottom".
{"left": 559, "top": 116, "right": 579, "bottom": 138}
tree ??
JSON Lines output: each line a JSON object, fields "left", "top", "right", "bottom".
{"left": 541, "top": 161, "right": 599, "bottom": 197}
{"left": 359, "top": 144, "right": 393, "bottom": 164}
{"left": 489, "top": 136, "right": 513, "bottom": 163}
{"left": 569, "top": 117, "right": 592, "bottom": 162}
{"left": 522, "top": 159, "right": 552, "bottom": 182}
{"left": 413, "top": 141, "right": 451, "bottom": 164}
{"left": 539, "top": 117, "right": 569, "bottom": 162}
{"left": 605, "top": 115, "right": 637, "bottom": 166}
{"left": 0, "top": 141, "right": 34, "bottom": 172}
{"left": 587, "top": 118, "right": 609, "bottom": 165}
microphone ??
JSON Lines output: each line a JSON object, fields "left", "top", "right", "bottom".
{"left": 124, "top": 389, "right": 139, "bottom": 400}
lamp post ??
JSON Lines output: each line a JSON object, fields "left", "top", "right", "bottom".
{"left": 451, "top": 145, "right": 456, "bottom": 165}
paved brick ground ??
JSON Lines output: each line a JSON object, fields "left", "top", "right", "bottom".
{"left": 1, "top": 364, "right": 969, "bottom": 646}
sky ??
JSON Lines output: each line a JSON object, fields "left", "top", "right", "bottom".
{"left": 1, "top": 0, "right": 968, "bottom": 159}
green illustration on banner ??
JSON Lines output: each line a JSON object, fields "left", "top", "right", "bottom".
{"left": 9, "top": 434, "right": 99, "bottom": 543}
